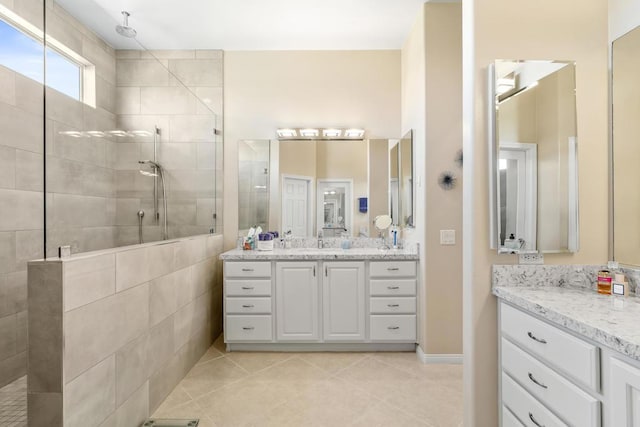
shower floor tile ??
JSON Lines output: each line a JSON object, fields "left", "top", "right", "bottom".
{"left": 0, "top": 376, "right": 27, "bottom": 427}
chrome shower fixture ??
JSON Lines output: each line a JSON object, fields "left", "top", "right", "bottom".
{"left": 116, "top": 11, "right": 137, "bottom": 38}
{"left": 138, "top": 160, "right": 160, "bottom": 177}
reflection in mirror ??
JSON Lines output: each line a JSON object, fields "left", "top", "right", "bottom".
{"left": 613, "top": 26, "right": 640, "bottom": 266}
{"left": 400, "top": 130, "right": 414, "bottom": 227}
{"left": 389, "top": 141, "right": 400, "bottom": 225}
{"left": 238, "top": 140, "right": 270, "bottom": 233}
{"left": 317, "top": 180, "right": 351, "bottom": 237}
{"left": 490, "top": 59, "right": 579, "bottom": 253}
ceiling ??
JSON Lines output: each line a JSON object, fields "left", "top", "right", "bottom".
{"left": 56, "top": 0, "right": 429, "bottom": 51}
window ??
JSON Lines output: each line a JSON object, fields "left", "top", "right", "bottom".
{"left": 0, "top": 16, "right": 88, "bottom": 102}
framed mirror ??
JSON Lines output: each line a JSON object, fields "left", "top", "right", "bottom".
{"left": 612, "top": 25, "right": 640, "bottom": 266}
{"left": 489, "top": 59, "right": 579, "bottom": 253}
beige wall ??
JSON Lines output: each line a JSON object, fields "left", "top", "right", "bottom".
{"left": 463, "top": 0, "right": 608, "bottom": 425}
{"left": 401, "top": 3, "right": 463, "bottom": 355}
{"left": 223, "top": 50, "right": 401, "bottom": 248}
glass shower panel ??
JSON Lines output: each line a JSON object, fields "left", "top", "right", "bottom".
{"left": 0, "top": 0, "right": 44, "bottom": 390}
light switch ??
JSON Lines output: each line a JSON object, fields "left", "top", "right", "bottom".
{"left": 440, "top": 230, "right": 455, "bottom": 245}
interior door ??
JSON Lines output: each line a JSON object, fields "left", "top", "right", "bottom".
{"left": 282, "top": 176, "right": 310, "bottom": 236}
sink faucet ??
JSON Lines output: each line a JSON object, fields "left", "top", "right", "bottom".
{"left": 317, "top": 232, "right": 324, "bottom": 249}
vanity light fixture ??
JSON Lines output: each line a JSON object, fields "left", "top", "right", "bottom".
{"left": 58, "top": 130, "right": 84, "bottom": 138}
{"left": 299, "top": 128, "right": 319, "bottom": 137}
{"left": 107, "top": 130, "right": 130, "bottom": 137}
{"left": 277, "top": 129, "right": 297, "bottom": 138}
{"left": 85, "top": 131, "right": 106, "bottom": 138}
{"left": 323, "top": 129, "right": 342, "bottom": 138}
{"left": 129, "top": 130, "right": 153, "bottom": 137}
{"left": 344, "top": 128, "right": 365, "bottom": 138}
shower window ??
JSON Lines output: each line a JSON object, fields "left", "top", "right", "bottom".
{"left": 0, "top": 15, "right": 87, "bottom": 101}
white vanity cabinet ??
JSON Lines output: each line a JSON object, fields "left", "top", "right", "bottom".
{"left": 610, "top": 357, "right": 640, "bottom": 427}
{"left": 224, "top": 261, "right": 273, "bottom": 342}
{"left": 275, "top": 261, "right": 320, "bottom": 341}
{"left": 322, "top": 261, "right": 366, "bottom": 341}
{"left": 499, "top": 301, "right": 601, "bottom": 427}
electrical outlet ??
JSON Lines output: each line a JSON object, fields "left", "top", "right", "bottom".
{"left": 440, "top": 230, "right": 455, "bottom": 245}
{"left": 519, "top": 253, "right": 544, "bottom": 265}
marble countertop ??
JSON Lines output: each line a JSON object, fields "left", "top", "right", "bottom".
{"left": 494, "top": 285, "right": 640, "bottom": 362}
{"left": 220, "top": 247, "right": 419, "bottom": 261}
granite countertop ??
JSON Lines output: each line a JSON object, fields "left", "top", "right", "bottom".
{"left": 494, "top": 285, "right": 640, "bottom": 362}
{"left": 219, "top": 247, "right": 419, "bottom": 261}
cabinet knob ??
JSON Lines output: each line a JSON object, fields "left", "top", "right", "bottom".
{"left": 242, "top": 326, "right": 255, "bottom": 330}
{"left": 242, "top": 304, "right": 254, "bottom": 308}
{"left": 241, "top": 268, "right": 254, "bottom": 272}
{"left": 388, "top": 326, "right": 400, "bottom": 330}
{"left": 241, "top": 286, "right": 254, "bottom": 290}
{"left": 387, "top": 286, "right": 400, "bottom": 290}
{"left": 387, "top": 304, "right": 400, "bottom": 307}
{"left": 387, "top": 267, "right": 400, "bottom": 271}
{"left": 527, "top": 331, "right": 547, "bottom": 344}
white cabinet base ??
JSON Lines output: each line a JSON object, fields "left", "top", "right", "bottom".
{"left": 226, "top": 342, "right": 416, "bottom": 352}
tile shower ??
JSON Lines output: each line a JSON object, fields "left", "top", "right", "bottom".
{"left": 0, "top": 0, "right": 225, "bottom": 424}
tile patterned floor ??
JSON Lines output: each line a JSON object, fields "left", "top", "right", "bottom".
{"left": 0, "top": 376, "right": 27, "bottom": 427}
{"left": 153, "top": 337, "right": 463, "bottom": 427}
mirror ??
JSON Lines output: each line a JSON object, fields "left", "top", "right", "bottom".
{"left": 613, "top": 26, "right": 640, "bottom": 266}
{"left": 489, "top": 59, "right": 579, "bottom": 253}
{"left": 237, "top": 134, "right": 414, "bottom": 237}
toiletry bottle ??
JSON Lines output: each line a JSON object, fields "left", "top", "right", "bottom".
{"left": 597, "top": 270, "right": 612, "bottom": 295}
{"left": 612, "top": 273, "right": 630, "bottom": 297}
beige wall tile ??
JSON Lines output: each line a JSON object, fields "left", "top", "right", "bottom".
{"left": 0, "top": 350, "right": 26, "bottom": 387}
{"left": 117, "top": 60, "right": 169, "bottom": 87}
{"left": 115, "top": 87, "right": 140, "bottom": 115}
{"left": 114, "top": 247, "right": 148, "bottom": 291}
{"left": 0, "top": 145, "right": 16, "bottom": 189}
{"left": 169, "top": 116, "right": 217, "bottom": 142}
{"left": 173, "top": 301, "right": 195, "bottom": 352}
{"left": 45, "top": 88, "right": 84, "bottom": 129}
{"left": 28, "top": 392, "right": 62, "bottom": 427}
{"left": 16, "top": 230, "right": 43, "bottom": 271}
{"left": 0, "top": 190, "right": 42, "bottom": 231}
{"left": 64, "top": 283, "right": 148, "bottom": 382}
{"left": 101, "top": 382, "right": 149, "bottom": 427}
{"left": 82, "top": 39, "right": 116, "bottom": 85}
{"left": 0, "top": 102, "right": 43, "bottom": 153}
{"left": 65, "top": 355, "right": 116, "bottom": 427}
{"left": 115, "top": 333, "right": 148, "bottom": 406}
{"left": 168, "top": 59, "right": 223, "bottom": 86}
{"left": 174, "top": 267, "right": 194, "bottom": 309}
{"left": 28, "top": 262, "right": 63, "bottom": 393}
{"left": 0, "top": 66, "right": 16, "bottom": 106}
{"left": 0, "top": 271, "right": 27, "bottom": 317}
{"left": 15, "top": 150, "right": 43, "bottom": 191}
{"left": 175, "top": 238, "right": 206, "bottom": 270}
{"left": 15, "top": 310, "right": 26, "bottom": 352}
{"left": 143, "top": 50, "right": 195, "bottom": 60}
{"left": 15, "top": 73, "right": 43, "bottom": 116}
{"left": 158, "top": 143, "right": 198, "bottom": 170}
{"left": 0, "top": 232, "right": 16, "bottom": 274}
{"left": 96, "top": 76, "right": 117, "bottom": 113}
{"left": 140, "top": 86, "right": 197, "bottom": 115}
{"left": 192, "top": 259, "right": 215, "bottom": 297}
{"left": 149, "top": 272, "right": 176, "bottom": 327}
{"left": 195, "top": 50, "right": 223, "bottom": 60}
{"left": 195, "top": 87, "right": 223, "bottom": 116}
{"left": 0, "top": 314, "right": 17, "bottom": 360}
{"left": 147, "top": 316, "right": 174, "bottom": 378}
{"left": 64, "top": 254, "right": 115, "bottom": 311}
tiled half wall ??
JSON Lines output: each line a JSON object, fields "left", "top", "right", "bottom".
{"left": 27, "top": 233, "right": 224, "bottom": 426}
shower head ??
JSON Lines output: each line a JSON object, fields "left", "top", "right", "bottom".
{"left": 138, "top": 160, "right": 162, "bottom": 177}
{"left": 116, "top": 11, "right": 137, "bottom": 38}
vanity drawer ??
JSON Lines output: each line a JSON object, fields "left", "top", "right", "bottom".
{"left": 370, "top": 279, "right": 416, "bottom": 296}
{"left": 225, "top": 315, "right": 272, "bottom": 341}
{"left": 502, "top": 406, "right": 524, "bottom": 427}
{"left": 370, "top": 315, "right": 416, "bottom": 341}
{"left": 502, "top": 372, "right": 567, "bottom": 427}
{"left": 225, "top": 261, "right": 271, "bottom": 278}
{"left": 500, "top": 303, "right": 599, "bottom": 391}
{"left": 370, "top": 261, "right": 416, "bottom": 277}
{"left": 370, "top": 297, "right": 416, "bottom": 314}
{"left": 226, "top": 279, "right": 272, "bottom": 296}
{"left": 502, "top": 338, "right": 600, "bottom": 427}
{"left": 225, "top": 297, "right": 272, "bottom": 314}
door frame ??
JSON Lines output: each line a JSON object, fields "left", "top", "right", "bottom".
{"left": 281, "top": 174, "right": 314, "bottom": 236}
{"left": 317, "top": 178, "right": 354, "bottom": 237}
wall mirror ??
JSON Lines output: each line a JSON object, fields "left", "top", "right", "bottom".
{"left": 489, "top": 59, "right": 579, "bottom": 254}
{"left": 613, "top": 25, "right": 640, "bottom": 266}
{"left": 237, "top": 132, "right": 414, "bottom": 237}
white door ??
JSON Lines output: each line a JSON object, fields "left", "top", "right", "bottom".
{"left": 275, "top": 262, "right": 319, "bottom": 341}
{"left": 323, "top": 262, "right": 365, "bottom": 341}
{"left": 282, "top": 176, "right": 311, "bottom": 237}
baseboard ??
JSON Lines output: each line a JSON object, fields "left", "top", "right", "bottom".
{"left": 416, "top": 346, "right": 463, "bottom": 364}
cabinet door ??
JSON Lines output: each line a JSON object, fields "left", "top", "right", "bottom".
{"left": 275, "top": 262, "right": 319, "bottom": 341}
{"left": 323, "top": 262, "right": 365, "bottom": 341}
{"left": 611, "top": 357, "right": 640, "bottom": 427}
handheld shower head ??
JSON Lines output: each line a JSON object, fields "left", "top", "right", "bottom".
{"left": 116, "top": 11, "right": 137, "bottom": 38}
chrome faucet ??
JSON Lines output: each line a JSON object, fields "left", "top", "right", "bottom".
{"left": 317, "top": 232, "right": 324, "bottom": 249}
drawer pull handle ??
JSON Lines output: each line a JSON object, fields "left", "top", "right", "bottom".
{"left": 242, "top": 326, "right": 255, "bottom": 330}
{"left": 527, "top": 331, "right": 547, "bottom": 344}
{"left": 241, "top": 268, "right": 254, "bottom": 272}
{"left": 387, "top": 304, "right": 400, "bottom": 307}
{"left": 242, "top": 304, "right": 254, "bottom": 308}
{"left": 387, "top": 286, "right": 400, "bottom": 290}
{"left": 388, "top": 326, "right": 400, "bottom": 330}
{"left": 241, "top": 286, "right": 254, "bottom": 290}
{"left": 387, "top": 267, "right": 400, "bottom": 271}
{"left": 528, "top": 412, "right": 545, "bottom": 427}
{"left": 528, "top": 372, "right": 548, "bottom": 389}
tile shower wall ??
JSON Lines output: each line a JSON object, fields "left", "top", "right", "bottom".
{"left": 114, "top": 50, "right": 224, "bottom": 246}
{"left": 27, "top": 234, "right": 224, "bottom": 427}
{"left": 0, "top": 0, "right": 119, "bottom": 388}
